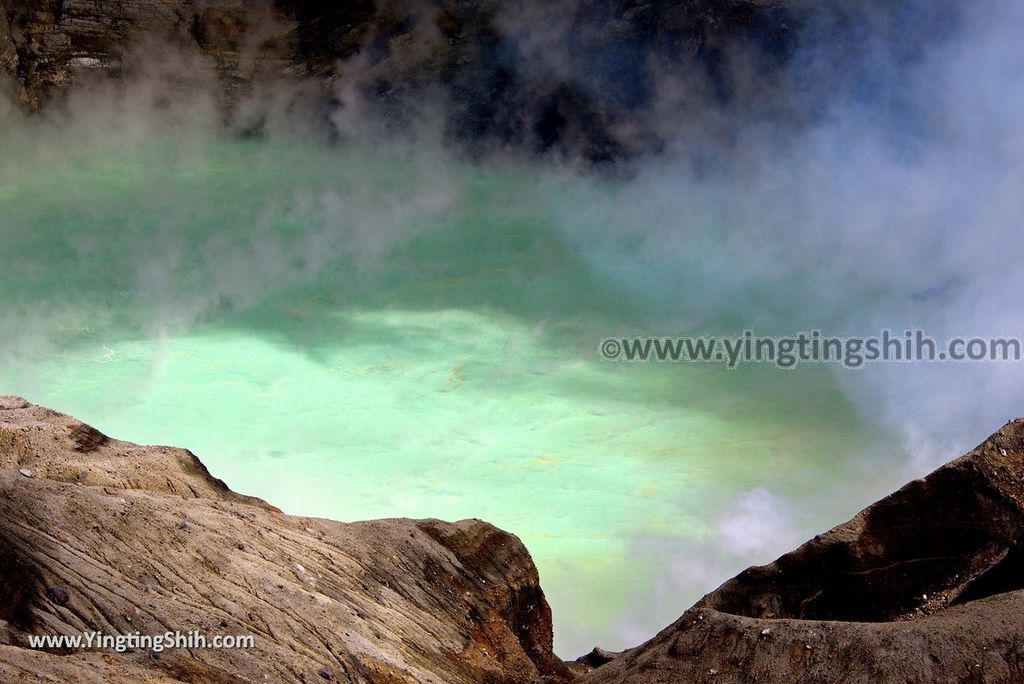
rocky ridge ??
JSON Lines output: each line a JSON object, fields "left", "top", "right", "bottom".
{"left": 4, "top": 399, "right": 1024, "bottom": 682}
{"left": 578, "top": 419, "right": 1024, "bottom": 683}
{"left": 0, "top": 396, "right": 572, "bottom": 683}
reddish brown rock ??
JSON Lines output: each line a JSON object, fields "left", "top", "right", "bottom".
{"left": 580, "top": 420, "right": 1024, "bottom": 683}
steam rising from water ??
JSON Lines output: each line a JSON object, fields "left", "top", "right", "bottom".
{"left": 1, "top": 0, "right": 1022, "bottom": 656}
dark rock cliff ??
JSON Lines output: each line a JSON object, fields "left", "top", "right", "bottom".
{"left": 0, "top": 0, "right": 798, "bottom": 159}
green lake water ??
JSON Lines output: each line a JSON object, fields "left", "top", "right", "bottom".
{"left": 0, "top": 132, "right": 897, "bottom": 654}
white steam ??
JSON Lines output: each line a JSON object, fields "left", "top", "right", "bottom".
{"left": 1, "top": 0, "right": 1023, "bottom": 657}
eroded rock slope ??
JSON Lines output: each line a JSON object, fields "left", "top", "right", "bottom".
{"left": 0, "top": 396, "right": 571, "bottom": 684}
{"left": 580, "top": 420, "right": 1024, "bottom": 683}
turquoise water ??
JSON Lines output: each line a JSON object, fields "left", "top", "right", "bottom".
{"left": 0, "top": 132, "right": 893, "bottom": 654}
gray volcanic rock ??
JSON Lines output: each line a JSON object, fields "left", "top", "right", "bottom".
{"left": 579, "top": 420, "right": 1024, "bottom": 683}
{"left": 0, "top": 397, "right": 572, "bottom": 684}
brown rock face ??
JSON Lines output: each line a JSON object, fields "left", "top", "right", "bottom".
{"left": 579, "top": 420, "right": 1024, "bottom": 683}
{"left": 0, "top": 7, "right": 15, "bottom": 74}
{"left": 0, "top": 0, "right": 300, "bottom": 110}
{"left": 0, "top": 397, "right": 571, "bottom": 683}
{"left": 6, "top": 398, "right": 1020, "bottom": 683}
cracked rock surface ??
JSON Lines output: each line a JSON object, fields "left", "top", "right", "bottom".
{"left": 0, "top": 397, "right": 572, "bottom": 684}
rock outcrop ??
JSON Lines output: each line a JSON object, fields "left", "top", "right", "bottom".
{"left": 4, "top": 399, "right": 1024, "bottom": 683}
{"left": 0, "top": 396, "right": 572, "bottom": 683}
{"left": 0, "top": 0, "right": 796, "bottom": 159}
{"left": 0, "top": 0, "right": 965, "bottom": 160}
{"left": 579, "top": 420, "right": 1024, "bottom": 683}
